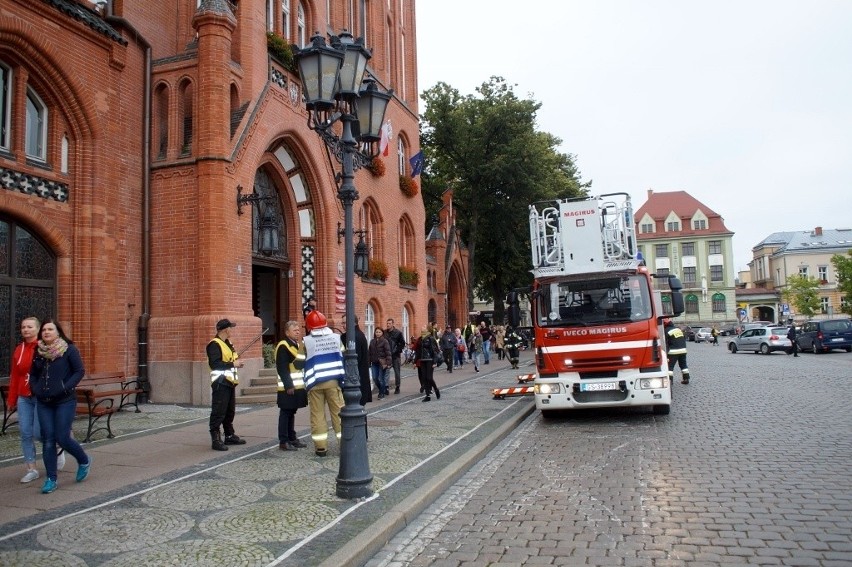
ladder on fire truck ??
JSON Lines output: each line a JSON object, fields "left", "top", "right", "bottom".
{"left": 529, "top": 192, "right": 638, "bottom": 278}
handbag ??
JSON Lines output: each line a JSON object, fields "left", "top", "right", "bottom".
{"left": 434, "top": 347, "right": 444, "bottom": 367}
{"left": 456, "top": 342, "right": 466, "bottom": 352}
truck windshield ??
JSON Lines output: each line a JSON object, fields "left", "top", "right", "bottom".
{"left": 534, "top": 275, "right": 652, "bottom": 327}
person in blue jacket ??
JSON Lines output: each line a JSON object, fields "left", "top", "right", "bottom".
{"left": 29, "top": 319, "right": 91, "bottom": 494}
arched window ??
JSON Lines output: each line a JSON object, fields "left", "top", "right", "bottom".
{"left": 712, "top": 293, "right": 726, "bottom": 313}
{"left": 685, "top": 294, "right": 699, "bottom": 315}
{"left": 0, "top": 62, "right": 11, "bottom": 150}
{"left": 282, "top": 0, "right": 291, "bottom": 39}
{"left": 359, "top": 200, "right": 382, "bottom": 263}
{"left": 0, "top": 218, "right": 56, "bottom": 377}
{"left": 25, "top": 87, "right": 48, "bottom": 161}
{"left": 179, "top": 79, "right": 194, "bottom": 156}
{"left": 296, "top": 3, "right": 306, "bottom": 47}
{"left": 397, "top": 137, "right": 405, "bottom": 175}
{"left": 364, "top": 303, "right": 376, "bottom": 341}
{"left": 154, "top": 83, "right": 169, "bottom": 159}
{"left": 397, "top": 215, "right": 415, "bottom": 268}
{"left": 401, "top": 305, "right": 410, "bottom": 343}
{"left": 428, "top": 299, "right": 437, "bottom": 328}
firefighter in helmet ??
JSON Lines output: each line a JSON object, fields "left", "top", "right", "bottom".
{"left": 302, "top": 310, "right": 345, "bottom": 457}
{"left": 663, "top": 318, "right": 690, "bottom": 384}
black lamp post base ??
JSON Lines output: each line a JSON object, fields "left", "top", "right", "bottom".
{"left": 336, "top": 380, "right": 373, "bottom": 499}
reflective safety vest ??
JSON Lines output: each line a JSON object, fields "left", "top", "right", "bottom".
{"left": 275, "top": 339, "right": 306, "bottom": 391}
{"left": 209, "top": 338, "right": 239, "bottom": 385}
{"left": 665, "top": 326, "right": 688, "bottom": 355}
{"left": 302, "top": 328, "right": 345, "bottom": 391}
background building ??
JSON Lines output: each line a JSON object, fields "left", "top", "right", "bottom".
{"left": 0, "top": 0, "right": 466, "bottom": 404}
{"left": 634, "top": 189, "right": 736, "bottom": 324}
{"left": 744, "top": 227, "right": 852, "bottom": 323}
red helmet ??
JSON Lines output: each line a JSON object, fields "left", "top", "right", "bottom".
{"left": 663, "top": 318, "right": 672, "bottom": 326}
{"left": 305, "top": 309, "right": 328, "bottom": 331}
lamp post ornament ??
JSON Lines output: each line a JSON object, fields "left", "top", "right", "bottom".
{"left": 295, "top": 30, "right": 392, "bottom": 499}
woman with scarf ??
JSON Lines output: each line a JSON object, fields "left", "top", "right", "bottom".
{"left": 29, "top": 319, "right": 90, "bottom": 494}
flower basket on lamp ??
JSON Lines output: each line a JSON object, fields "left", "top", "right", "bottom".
{"left": 366, "top": 157, "right": 386, "bottom": 177}
{"left": 399, "top": 175, "right": 419, "bottom": 198}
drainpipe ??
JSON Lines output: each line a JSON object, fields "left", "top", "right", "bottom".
{"left": 104, "top": 1, "right": 152, "bottom": 402}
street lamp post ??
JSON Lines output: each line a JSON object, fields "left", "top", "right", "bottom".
{"left": 295, "top": 30, "right": 392, "bottom": 499}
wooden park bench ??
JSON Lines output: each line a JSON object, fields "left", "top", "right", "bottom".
{"left": 75, "top": 372, "right": 144, "bottom": 443}
{"left": 1, "top": 382, "right": 18, "bottom": 434}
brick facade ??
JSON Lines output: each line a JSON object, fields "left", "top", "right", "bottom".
{"left": 0, "top": 0, "right": 470, "bottom": 403}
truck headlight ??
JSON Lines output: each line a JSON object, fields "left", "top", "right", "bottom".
{"left": 535, "top": 383, "right": 561, "bottom": 395}
{"left": 638, "top": 377, "right": 668, "bottom": 390}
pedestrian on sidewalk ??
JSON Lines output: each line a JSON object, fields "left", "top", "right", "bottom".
{"left": 207, "top": 320, "right": 246, "bottom": 451}
{"left": 470, "top": 332, "right": 483, "bottom": 372}
{"left": 368, "top": 328, "right": 392, "bottom": 398}
{"left": 439, "top": 325, "right": 456, "bottom": 373}
{"left": 275, "top": 320, "right": 308, "bottom": 451}
{"left": 414, "top": 327, "right": 440, "bottom": 402}
{"left": 453, "top": 327, "right": 466, "bottom": 368}
{"left": 385, "top": 318, "right": 406, "bottom": 394}
{"left": 7, "top": 316, "right": 65, "bottom": 485}
{"left": 29, "top": 319, "right": 90, "bottom": 494}
{"left": 303, "top": 310, "right": 345, "bottom": 457}
{"left": 479, "top": 322, "right": 492, "bottom": 365}
{"left": 341, "top": 316, "right": 371, "bottom": 405}
{"left": 494, "top": 325, "right": 506, "bottom": 360}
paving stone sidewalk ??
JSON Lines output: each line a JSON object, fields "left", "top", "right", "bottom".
{"left": 0, "top": 359, "right": 534, "bottom": 567}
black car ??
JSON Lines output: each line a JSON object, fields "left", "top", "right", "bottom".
{"left": 679, "top": 325, "right": 696, "bottom": 341}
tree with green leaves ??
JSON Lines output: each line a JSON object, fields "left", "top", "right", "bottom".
{"left": 831, "top": 250, "right": 852, "bottom": 316}
{"left": 419, "top": 77, "right": 588, "bottom": 322}
{"left": 782, "top": 274, "right": 821, "bottom": 318}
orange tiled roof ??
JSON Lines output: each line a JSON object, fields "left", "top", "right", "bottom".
{"left": 634, "top": 189, "right": 732, "bottom": 239}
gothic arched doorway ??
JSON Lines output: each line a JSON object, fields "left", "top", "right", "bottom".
{"left": 250, "top": 168, "right": 289, "bottom": 345}
{"left": 0, "top": 218, "right": 56, "bottom": 376}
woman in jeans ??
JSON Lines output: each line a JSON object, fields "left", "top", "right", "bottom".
{"left": 368, "top": 328, "right": 392, "bottom": 399}
{"left": 29, "top": 319, "right": 90, "bottom": 494}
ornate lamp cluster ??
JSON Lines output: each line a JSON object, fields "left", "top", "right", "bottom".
{"left": 294, "top": 30, "right": 393, "bottom": 500}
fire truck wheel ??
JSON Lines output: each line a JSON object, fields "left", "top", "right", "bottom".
{"left": 652, "top": 404, "right": 671, "bottom": 415}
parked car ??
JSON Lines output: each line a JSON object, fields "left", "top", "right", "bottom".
{"left": 719, "top": 324, "right": 738, "bottom": 336}
{"left": 694, "top": 327, "right": 713, "bottom": 343}
{"left": 679, "top": 325, "right": 696, "bottom": 341}
{"left": 728, "top": 325, "right": 792, "bottom": 354}
{"left": 796, "top": 319, "right": 852, "bottom": 353}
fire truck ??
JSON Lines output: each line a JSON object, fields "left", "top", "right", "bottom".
{"left": 507, "top": 193, "right": 684, "bottom": 416}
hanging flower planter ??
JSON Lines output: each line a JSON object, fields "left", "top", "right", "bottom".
{"left": 399, "top": 175, "right": 419, "bottom": 198}
{"left": 366, "top": 259, "right": 389, "bottom": 282}
{"left": 398, "top": 266, "right": 420, "bottom": 286}
{"left": 366, "top": 157, "right": 386, "bottom": 177}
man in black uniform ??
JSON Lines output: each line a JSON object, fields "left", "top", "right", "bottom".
{"left": 207, "top": 319, "right": 246, "bottom": 450}
{"left": 663, "top": 318, "right": 690, "bottom": 384}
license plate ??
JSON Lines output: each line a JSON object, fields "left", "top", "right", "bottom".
{"left": 832, "top": 338, "right": 844, "bottom": 342}
{"left": 580, "top": 382, "right": 619, "bottom": 392}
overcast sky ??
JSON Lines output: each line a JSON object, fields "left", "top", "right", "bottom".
{"left": 415, "top": 0, "right": 852, "bottom": 273}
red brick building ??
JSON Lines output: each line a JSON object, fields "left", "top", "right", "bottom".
{"left": 0, "top": 0, "right": 468, "bottom": 404}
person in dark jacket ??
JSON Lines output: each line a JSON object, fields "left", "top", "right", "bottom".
{"left": 341, "top": 316, "right": 371, "bottom": 406}
{"left": 786, "top": 325, "right": 799, "bottom": 357}
{"left": 206, "top": 319, "right": 245, "bottom": 451}
{"left": 369, "top": 328, "right": 393, "bottom": 399}
{"left": 29, "top": 319, "right": 91, "bottom": 494}
{"left": 504, "top": 326, "right": 524, "bottom": 369}
{"left": 275, "top": 320, "right": 308, "bottom": 451}
{"left": 414, "top": 327, "right": 441, "bottom": 402}
{"left": 385, "top": 318, "right": 406, "bottom": 394}
{"left": 439, "top": 326, "right": 456, "bottom": 373}
{"left": 663, "top": 318, "right": 690, "bottom": 384}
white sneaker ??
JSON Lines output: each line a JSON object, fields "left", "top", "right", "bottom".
{"left": 57, "top": 450, "right": 66, "bottom": 471}
{"left": 20, "top": 469, "right": 40, "bottom": 483}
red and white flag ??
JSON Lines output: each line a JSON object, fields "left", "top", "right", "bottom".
{"left": 379, "top": 120, "right": 392, "bottom": 157}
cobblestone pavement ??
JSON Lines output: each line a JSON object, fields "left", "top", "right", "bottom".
{"left": 0, "top": 360, "right": 533, "bottom": 566}
{"left": 366, "top": 342, "right": 852, "bottom": 566}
